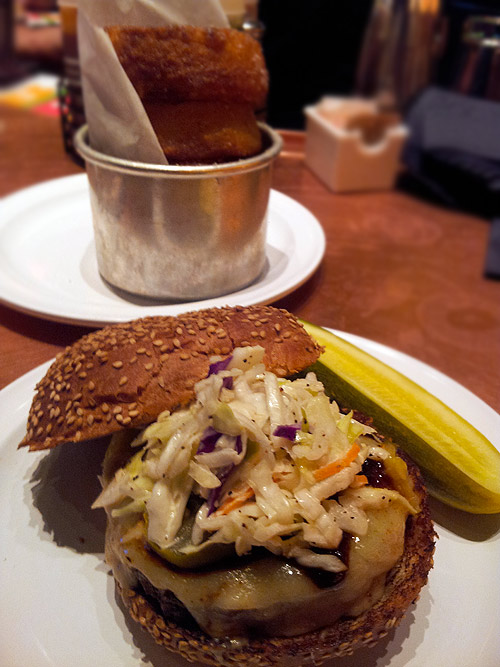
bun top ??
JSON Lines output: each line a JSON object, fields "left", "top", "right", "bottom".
{"left": 20, "top": 306, "right": 323, "bottom": 452}
{"left": 105, "top": 25, "right": 269, "bottom": 109}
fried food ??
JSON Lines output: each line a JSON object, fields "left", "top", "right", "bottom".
{"left": 105, "top": 25, "right": 269, "bottom": 164}
{"left": 143, "top": 101, "right": 263, "bottom": 164}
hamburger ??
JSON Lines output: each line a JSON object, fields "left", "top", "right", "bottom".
{"left": 20, "top": 305, "right": 435, "bottom": 665}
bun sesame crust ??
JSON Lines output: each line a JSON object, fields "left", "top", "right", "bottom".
{"left": 114, "top": 453, "right": 435, "bottom": 666}
{"left": 20, "top": 306, "right": 323, "bottom": 452}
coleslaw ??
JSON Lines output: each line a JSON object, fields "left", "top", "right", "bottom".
{"left": 94, "top": 346, "right": 417, "bottom": 572}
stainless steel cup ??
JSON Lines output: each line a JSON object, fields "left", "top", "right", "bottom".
{"left": 74, "top": 124, "right": 282, "bottom": 300}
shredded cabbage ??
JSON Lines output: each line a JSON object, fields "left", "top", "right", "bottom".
{"left": 94, "top": 346, "right": 416, "bottom": 570}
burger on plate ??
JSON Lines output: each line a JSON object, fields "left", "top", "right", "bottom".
{"left": 20, "top": 306, "right": 435, "bottom": 666}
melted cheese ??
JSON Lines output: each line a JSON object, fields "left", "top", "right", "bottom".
{"left": 107, "top": 502, "right": 409, "bottom": 638}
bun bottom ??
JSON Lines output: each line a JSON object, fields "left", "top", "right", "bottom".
{"left": 113, "top": 464, "right": 434, "bottom": 666}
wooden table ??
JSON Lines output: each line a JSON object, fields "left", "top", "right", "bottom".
{"left": 1, "top": 104, "right": 499, "bottom": 416}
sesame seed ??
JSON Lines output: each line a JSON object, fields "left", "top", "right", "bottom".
{"left": 115, "top": 414, "right": 124, "bottom": 423}
{"left": 87, "top": 415, "right": 94, "bottom": 426}
{"left": 101, "top": 403, "right": 109, "bottom": 413}
{"left": 112, "top": 361, "right": 123, "bottom": 369}
{"left": 122, "top": 416, "right": 132, "bottom": 425}
{"left": 153, "top": 339, "right": 164, "bottom": 347}
{"left": 88, "top": 381, "right": 95, "bottom": 391}
{"left": 137, "top": 348, "right": 146, "bottom": 354}
{"left": 129, "top": 410, "right": 139, "bottom": 418}
{"left": 113, "top": 406, "right": 122, "bottom": 414}
{"left": 173, "top": 338, "right": 181, "bottom": 348}
{"left": 145, "top": 362, "right": 153, "bottom": 371}
{"left": 176, "top": 327, "right": 183, "bottom": 335}
{"left": 119, "top": 376, "right": 128, "bottom": 386}
{"left": 179, "top": 353, "right": 189, "bottom": 360}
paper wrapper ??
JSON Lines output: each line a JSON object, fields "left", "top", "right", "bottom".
{"left": 78, "top": 0, "right": 229, "bottom": 164}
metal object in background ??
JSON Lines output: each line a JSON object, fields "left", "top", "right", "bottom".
{"left": 454, "top": 16, "right": 500, "bottom": 101}
{"left": 58, "top": 77, "right": 85, "bottom": 165}
{"left": 57, "top": 0, "right": 85, "bottom": 163}
{"left": 356, "top": 0, "right": 445, "bottom": 109}
{"left": 75, "top": 123, "right": 282, "bottom": 301}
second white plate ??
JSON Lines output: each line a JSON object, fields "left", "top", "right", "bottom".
{"left": 0, "top": 174, "right": 325, "bottom": 326}
{"left": 1, "top": 331, "right": 499, "bottom": 667}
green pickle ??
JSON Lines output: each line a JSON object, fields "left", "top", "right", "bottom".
{"left": 302, "top": 321, "right": 500, "bottom": 514}
{"left": 148, "top": 509, "right": 235, "bottom": 569}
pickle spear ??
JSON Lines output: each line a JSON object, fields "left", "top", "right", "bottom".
{"left": 148, "top": 510, "right": 235, "bottom": 569}
{"left": 302, "top": 321, "right": 500, "bottom": 514}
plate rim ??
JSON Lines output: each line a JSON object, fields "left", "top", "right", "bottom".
{"left": 0, "top": 174, "right": 326, "bottom": 327}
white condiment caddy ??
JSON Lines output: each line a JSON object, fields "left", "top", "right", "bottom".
{"left": 304, "top": 97, "right": 409, "bottom": 193}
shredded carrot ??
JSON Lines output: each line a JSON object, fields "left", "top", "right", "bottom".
{"left": 313, "top": 443, "right": 361, "bottom": 481}
{"left": 215, "top": 486, "right": 255, "bottom": 516}
{"left": 350, "top": 474, "right": 368, "bottom": 489}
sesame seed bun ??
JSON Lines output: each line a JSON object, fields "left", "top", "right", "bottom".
{"left": 20, "top": 306, "right": 323, "bottom": 452}
{"left": 112, "top": 452, "right": 435, "bottom": 666}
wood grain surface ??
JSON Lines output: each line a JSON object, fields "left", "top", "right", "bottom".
{"left": 1, "top": 105, "right": 499, "bottom": 415}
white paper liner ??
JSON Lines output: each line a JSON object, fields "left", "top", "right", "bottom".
{"left": 78, "top": 0, "right": 229, "bottom": 163}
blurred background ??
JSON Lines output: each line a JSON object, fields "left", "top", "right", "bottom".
{"left": 2, "top": 0, "right": 500, "bottom": 124}
{"left": 2, "top": 0, "right": 500, "bottom": 224}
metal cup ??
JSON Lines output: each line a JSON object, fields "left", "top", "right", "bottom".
{"left": 74, "top": 124, "right": 282, "bottom": 300}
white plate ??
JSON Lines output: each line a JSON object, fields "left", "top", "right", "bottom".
{"left": 1, "top": 331, "right": 499, "bottom": 667}
{"left": 0, "top": 174, "right": 325, "bottom": 326}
